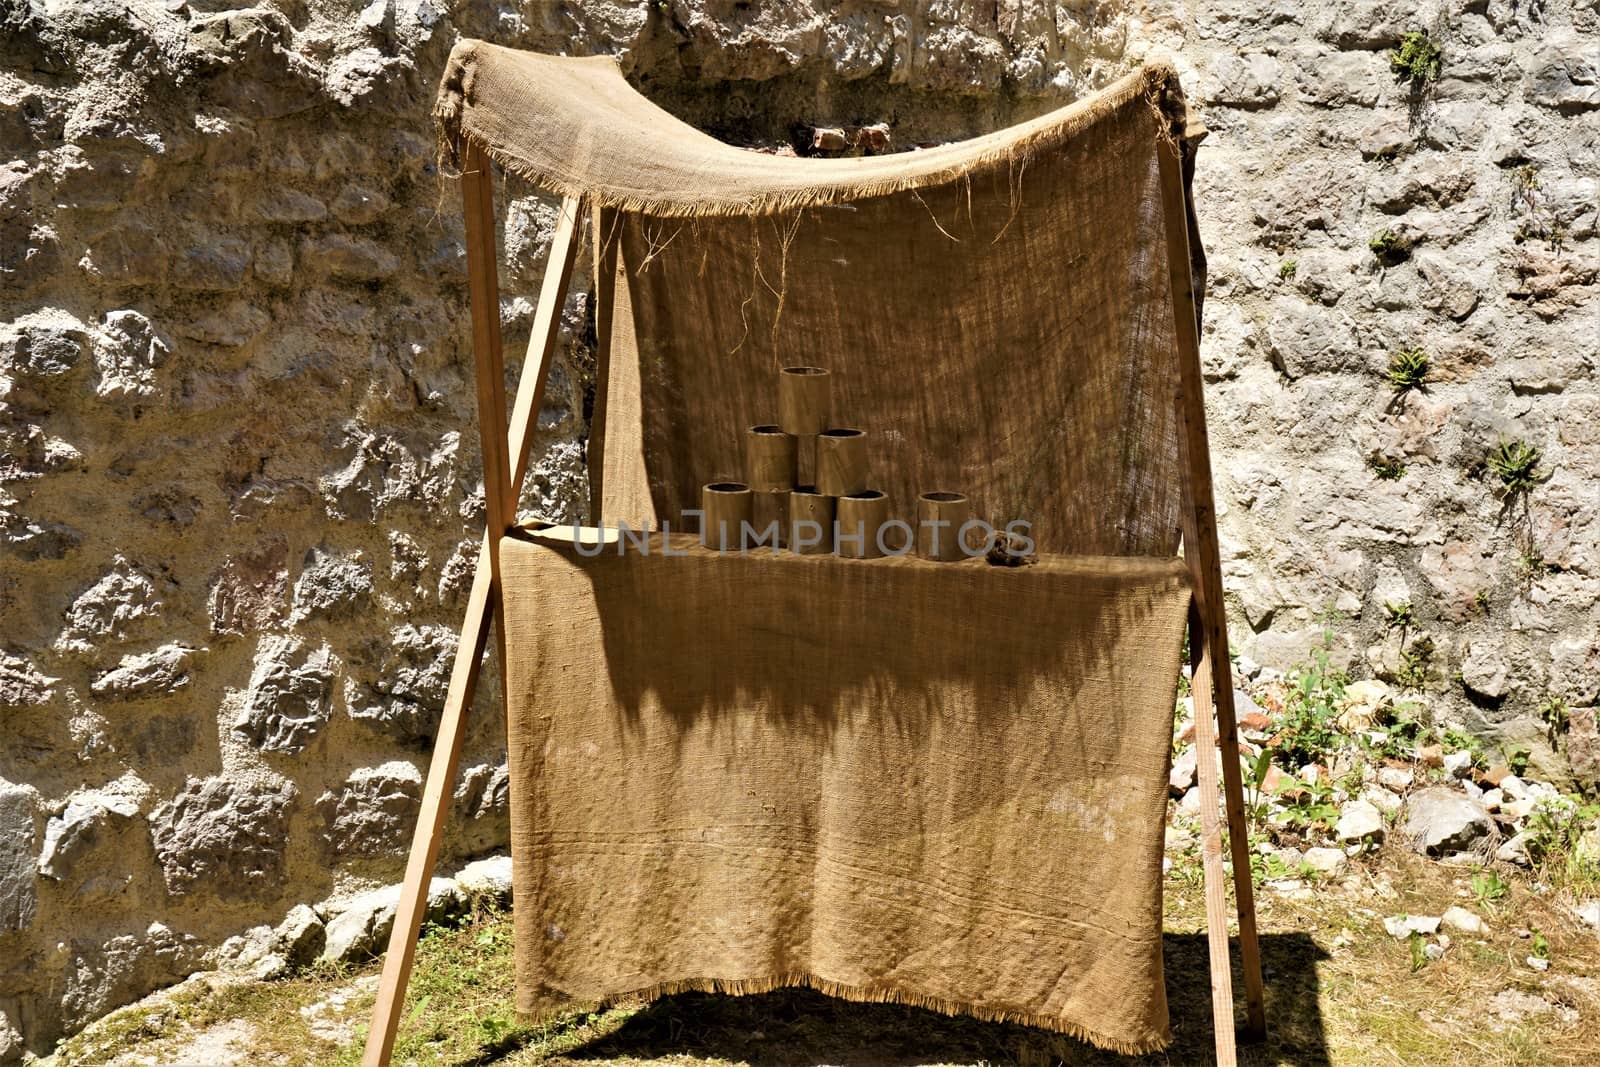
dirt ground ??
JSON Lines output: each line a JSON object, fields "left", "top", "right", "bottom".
{"left": 49, "top": 843, "right": 1600, "bottom": 1067}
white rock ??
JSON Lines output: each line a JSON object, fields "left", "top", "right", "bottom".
{"left": 1169, "top": 747, "right": 1197, "bottom": 794}
{"left": 455, "top": 854, "right": 513, "bottom": 904}
{"left": 1377, "top": 766, "right": 1414, "bottom": 793}
{"left": 1442, "top": 906, "right": 1489, "bottom": 935}
{"left": 320, "top": 878, "right": 463, "bottom": 963}
{"left": 1500, "top": 775, "right": 1530, "bottom": 801}
{"left": 1481, "top": 788, "right": 1504, "bottom": 812}
{"left": 1443, "top": 751, "right": 1474, "bottom": 778}
{"left": 1363, "top": 785, "right": 1403, "bottom": 814}
{"left": 1571, "top": 901, "right": 1600, "bottom": 930}
{"left": 1527, "top": 956, "right": 1550, "bottom": 972}
{"left": 1497, "top": 832, "right": 1533, "bottom": 867}
{"left": 1302, "top": 847, "right": 1348, "bottom": 877}
{"left": 1336, "top": 799, "right": 1386, "bottom": 845}
{"left": 1384, "top": 914, "right": 1441, "bottom": 938}
{"left": 1401, "top": 788, "right": 1492, "bottom": 856}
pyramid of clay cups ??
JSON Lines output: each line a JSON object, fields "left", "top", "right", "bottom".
{"left": 700, "top": 366, "right": 969, "bottom": 560}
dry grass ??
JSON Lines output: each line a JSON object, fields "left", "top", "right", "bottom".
{"left": 54, "top": 843, "right": 1600, "bottom": 1067}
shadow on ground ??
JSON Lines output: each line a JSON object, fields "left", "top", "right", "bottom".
{"left": 545, "top": 934, "right": 1329, "bottom": 1066}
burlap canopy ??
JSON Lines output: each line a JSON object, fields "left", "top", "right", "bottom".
{"left": 438, "top": 40, "right": 1206, "bottom": 1053}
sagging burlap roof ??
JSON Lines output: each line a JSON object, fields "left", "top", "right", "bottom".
{"left": 434, "top": 39, "right": 1201, "bottom": 218}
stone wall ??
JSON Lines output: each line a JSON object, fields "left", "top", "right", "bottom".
{"left": 1, "top": 0, "right": 1595, "bottom": 1057}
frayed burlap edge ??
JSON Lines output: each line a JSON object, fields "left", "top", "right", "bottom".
{"left": 434, "top": 40, "right": 1200, "bottom": 221}
{"left": 520, "top": 972, "right": 1172, "bottom": 1055}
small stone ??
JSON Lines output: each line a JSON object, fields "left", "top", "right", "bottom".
{"left": 348, "top": 624, "right": 457, "bottom": 743}
{"left": 1202, "top": 53, "right": 1283, "bottom": 109}
{"left": 451, "top": 762, "right": 509, "bottom": 856}
{"left": 1417, "top": 744, "right": 1444, "bottom": 768}
{"left": 55, "top": 556, "right": 162, "bottom": 653}
{"left": 1302, "top": 847, "right": 1348, "bottom": 877}
{"left": 315, "top": 761, "right": 421, "bottom": 858}
{"left": 38, "top": 792, "right": 138, "bottom": 881}
{"left": 309, "top": 235, "right": 398, "bottom": 281}
{"left": 0, "top": 651, "right": 56, "bottom": 708}
{"left": 1169, "top": 747, "right": 1197, "bottom": 794}
{"left": 273, "top": 904, "right": 326, "bottom": 967}
{"left": 1363, "top": 784, "right": 1404, "bottom": 814}
{"left": 319, "top": 878, "right": 464, "bottom": 963}
{"left": 1338, "top": 679, "right": 1392, "bottom": 731}
{"left": 1442, "top": 906, "right": 1489, "bottom": 935}
{"left": 330, "top": 183, "right": 391, "bottom": 224}
{"left": 1482, "top": 765, "right": 1512, "bottom": 788}
{"left": 1377, "top": 766, "right": 1414, "bottom": 793}
{"left": 251, "top": 952, "right": 291, "bottom": 981}
{"left": 1500, "top": 775, "right": 1530, "bottom": 800}
{"left": 92, "top": 308, "right": 171, "bottom": 402}
{"left": 208, "top": 540, "right": 289, "bottom": 635}
{"left": 1424, "top": 942, "right": 1445, "bottom": 961}
{"left": 1401, "top": 787, "right": 1493, "bottom": 856}
{"left": 175, "top": 237, "right": 250, "bottom": 291}
{"left": 1461, "top": 641, "right": 1513, "bottom": 700}
{"left": 0, "top": 780, "right": 39, "bottom": 932}
{"left": 253, "top": 188, "right": 328, "bottom": 224}
{"left": 289, "top": 547, "right": 373, "bottom": 622}
{"left": 89, "top": 644, "right": 198, "bottom": 701}
{"left": 1384, "top": 914, "right": 1441, "bottom": 938}
{"left": 1526, "top": 33, "right": 1600, "bottom": 112}
{"left": 232, "top": 637, "right": 335, "bottom": 753}
{"left": 149, "top": 777, "right": 296, "bottom": 897}
{"left": 1336, "top": 799, "right": 1386, "bottom": 845}
{"left": 455, "top": 855, "right": 513, "bottom": 905}
{"left": 811, "top": 127, "right": 848, "bottom": 151}
{"left": 1480, "top": 788, "right": 1504, "bottom": 812}
{"left": 1527, "top": 956, "right": 1550, "bottom": 972}
{"left": 1443, "top": 751, "right": 1474, "bottom": 779}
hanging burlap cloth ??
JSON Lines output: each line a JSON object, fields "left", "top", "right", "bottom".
{"left": 437, "top": 40, "right": 1208, "bottom": 1052}
{"left": 501, "top": 534, "right": 1190, "bottom": 1052}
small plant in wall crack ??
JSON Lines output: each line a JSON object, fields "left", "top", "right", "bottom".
{"left": 1369, "top": 455, "right": 1407, "bottom": 481}
{"left": 1487, "top": 438, "right": 1549, "bottom": 497}
{"left": 1510, "top": 164, "right": 1568, "bottom": 252}
{"left": 1383, "top": 600, "right": 1416, "bottom": 629}
{"left": 1387, "top": 347, "right": 1430, "bottom": 393}
{"left": 1369, "top": 227, "right": 1411, "bottom": 266}
{"left": 1540, "top": 696, "right": 1570, "bottom": 737}
{"left": 1390, "top": 30, "right": 1443, "bottom": 88}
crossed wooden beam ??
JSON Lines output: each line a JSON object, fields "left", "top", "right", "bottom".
{"left": 360, "top": 140, "right": 1265, "bottom": 1066}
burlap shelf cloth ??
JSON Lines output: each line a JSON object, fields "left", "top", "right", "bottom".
{"left": 501, "top": 532, "right": 1191, "bottom": 1053}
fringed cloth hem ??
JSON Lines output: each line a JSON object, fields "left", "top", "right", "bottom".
{"left": 519, "top": 973, "right": 1172, "bottom": 1056}
{"left": 433, "top": 40, "right": 1205, "bottom": 220}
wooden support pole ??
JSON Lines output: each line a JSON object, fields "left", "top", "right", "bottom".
{"left": 1158, "top": 137, "right": 1268, "bottom": 1049}
{"left": 361, "top": 176, "right": 585, "bottom": 1066}
{"left": 588, "top": 206, "right": 619, "bottom": 521}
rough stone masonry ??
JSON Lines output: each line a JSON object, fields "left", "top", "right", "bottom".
{"left": 0, "top": 0, "right": 1596, "bottom": 1057}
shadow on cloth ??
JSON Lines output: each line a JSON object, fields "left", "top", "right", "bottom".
{"left": 552, "top": 933, "right": 1330, "bottom": 1066}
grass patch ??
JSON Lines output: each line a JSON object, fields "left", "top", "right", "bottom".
{"left": 1390, "top": 30, "right": 1443, "bottom": 88}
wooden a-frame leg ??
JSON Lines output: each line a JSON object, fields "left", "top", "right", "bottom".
{"left": 362, "top": 177, "right": 585, "bottom": 1067}
{"left": 1158, "top": 136, "right": 1267, "bottom": 1057}
{"left": 1186, "top": 574, "right": 1238, "bottom": 1067}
